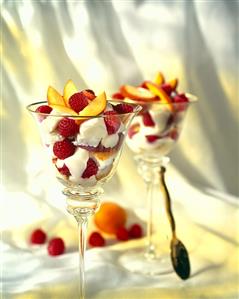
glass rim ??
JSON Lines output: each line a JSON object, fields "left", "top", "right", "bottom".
{"left": 111, "top": 92, "right": 198, "bottom": 106}
{"left": 26, "top": 100, "right": 142, "bottom": 118}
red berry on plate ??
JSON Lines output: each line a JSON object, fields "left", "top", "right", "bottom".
{"left": 146, "top": 135, "right": 159, "bottom": 143}
{"left": 128, "top": 224, "right": 143, "bottom": 239}
{"left": 142, "top": 111, "right": 155, "bottom": 127}
{"left": 161, "top": 83, "right": 173, "bottom": 95}
{"left": 30, "top": 228, "right": 47, "bottom": 244}
{"left": 57, "top": 164, "right": 71, "bottom": 176}
{"left": 82, "top": 158, "right": 98, "bottom": 178}
{"left": 57, "top": 118, "right": 79, "bottom": 137}
{"left": 35, "top": 105, "right": 52, "bottom": 122}
{"left": 47, "top": 238, "right": 65, "bottom": 256}
{"left": 116, "top": 227, "right": 129, "bottom": 241}
{"left": 53, "top": 139, "right": 75, "bottom": 159}
{"left": 113, "top": 103, "right": 134, "bottom": 114}
{"left": 88, "top": 232, "right": 105, "bottom": 247}
{"left": 104, "top": 111, "right": 121, "bottom": 135}
{"left": 112, "top": 92, "right": 125, "bottom": 100}
{"left": 69, "top": 92, "right": 89, "bottom": 113}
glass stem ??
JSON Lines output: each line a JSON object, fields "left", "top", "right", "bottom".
{"left": 75, "top": 215, "right": 88, "bottom": 299}
{"left": 64, "top": 188, "right": 102, "bottom": 299}
{"left": 136, "top": 155, "right": 170, "bottom": 260}
{"left": 145, "top": 180, "right": 156, "bottom": 259}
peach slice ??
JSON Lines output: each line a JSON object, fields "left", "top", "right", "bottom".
{"left": 120, "top": 85, "right": 156, "bottom": 101}
{"left": 153, "top": 72, "right": 165, "bottom": 86}
{"left": 49, "top": 104, "right": 78, "bottom": 115}
{"left": 63, "top": 80, "right": 78, "bottom": 107}
{"left": 78, "top": 91, "right": 107, "bottom": 117}
{"left": 168, "top": 78, "right": 178, "bottom": 90}
{"left": 47, "top": 86, "right": 66, "bottom": 106}
{"left": 146, "top": 82, "right": 174, "bottom": 111}
{"left": 93, "top": 151, "right": 115, "bottom": 161}
{"left": 128, "top": 123, "right": 140, "bottom": 139}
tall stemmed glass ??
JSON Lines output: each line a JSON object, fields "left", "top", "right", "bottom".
{"left": 117, "top": 90, "right": 196, "bottom": 275}
{"left": 27, "top": 100, "right": 140, "bottom": 299}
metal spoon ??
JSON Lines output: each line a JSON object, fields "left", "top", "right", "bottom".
{"left": 159, "top": 166, "right": 190, "bottom": 280}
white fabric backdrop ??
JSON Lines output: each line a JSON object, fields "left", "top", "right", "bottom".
{"left": 2, "top": 0, "right": 238, "bottom": 198}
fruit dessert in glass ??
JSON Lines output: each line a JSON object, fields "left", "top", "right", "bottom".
{"left": 112, "top": 72, "right": 197, "bottom": 276}
{"left": 27, "top": 80, "right": 140, "bottom": 298}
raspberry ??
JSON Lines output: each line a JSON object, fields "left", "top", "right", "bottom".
{"left": 161, "top": 83, "right": 173, "bottom": 95}
{"left": 128, "top": 224, "right": 143, "bottom": 239}
{"left": 169, "top": 129, "right": 179, "bottom": 140}
{"left": 104, "top": 111, "right": 121, "bottom": 135}
{"left": 57, "top": 118, "right": 79, "bottom": 137}
{"left": 113, "top": 103, "right": 134, "bottom": 114}
{"left": 142, "top": 112, "right": 155, "bottom": 127}
{"left": 82, "top": 158, "right": 98, "bottom": 178}
{"left": 83, "top": 89, "right": 96, "bottom": 101}
{"left": 146, "top": 135, "right": 159, "bottom": 143}
{"left": 53, "top": 139, "right": 75, "bottom": 159}
{"left": 116, "top": 227, "right": 129, "bottom": 241}
{"left": 57, "top": 164, "right": 71, "bottom": 176}
{"left": 166, "top": 114, "right": 175, "bottom": 127}
{"left": 112, "top": 92, "right": 124, "bottom": 100}
{"left": 69, "top": 92, "right": 89, "bottom": 113}
{"left": 139, "top": 81, "right": 149, "bottom": 89}
{"left": 30, "top": 228, "right": 47, "bottom": 244}
{"left": 175, "top": 93, "right": 189, "bottom": 102}
{"left": 47, "top": 238, "right": 65, "bottom": 256}
{"left": 35, "top": 105, "right": 52, "bottom": 122}
{"left": 88, "top": 232, "right": 105, "bottom": 247}
{"left": 173, "top": 93, "right": 189, "bottom": 111}
{"left": 36, "top": 105, "right": 52, "bottom": 114}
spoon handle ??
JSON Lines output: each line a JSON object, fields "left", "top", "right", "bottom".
{"left": 159, "top": 166, "right": 176, "bottom": 239}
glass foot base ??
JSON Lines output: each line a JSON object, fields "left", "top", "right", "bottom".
{"left": 118, "top": 248, "right": 173, "bottom": 276}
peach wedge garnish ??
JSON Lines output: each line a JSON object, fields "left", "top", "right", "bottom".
{"left": 153, "top": 72, "right": 165, "bottom": 86}
{"left": 120, "top": 85, "right": 156, "bottom": 101}
{"left": 168, "top": 78, "right": 178, "bottom": 90}
{"left": 47, "top": 86, "right": 66, "bottom": 106}
{"left": 146, "top": 82, "right": 174, "bottom": 111}
{"left": 79, "top": 91, "right": 107, "bottom": 117}
{"left": 63, "top": 80, "right": 78, "bottom": 107}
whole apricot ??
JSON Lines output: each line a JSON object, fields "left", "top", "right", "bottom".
{"left": 94, "top": 202, "right": 127, "bottom": 234}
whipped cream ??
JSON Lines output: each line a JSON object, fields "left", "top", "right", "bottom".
{"left": 101, "top": 134, "right": 119, "bottom": 148}
{"left": 126, "top": 106, "right": 175, "bottom": 155}
{"left": 40, "top": 109, "right": 63, "bottom": 133}
{"left": 62, "top": 148, "right": 89, "bottom": 181}
{"left": 41, "top": 132, "right": 63, "bottom": 146}
{"left": 76, "top": 118, "right": 108, "bottom": 147}
{"left": 127, "top": 133, "right": 174, "bottom": 155}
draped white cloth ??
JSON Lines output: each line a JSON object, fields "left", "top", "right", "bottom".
{"left": 1, "top": 0, "right": 239, "bottom": 298}
{"left": 2, "top": 0, "right": 238, "bottom": 196}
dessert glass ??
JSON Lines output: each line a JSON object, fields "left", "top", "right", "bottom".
{"left": 118, "top": 95, "right": 197, "bottom": 275}
{"left": 27, "top": 100, "right": 140, "bottom": 299}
